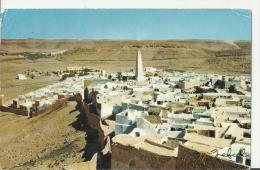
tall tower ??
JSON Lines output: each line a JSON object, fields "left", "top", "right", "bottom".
{"left": 135, "top": 49, "right": 144, "bottom": 81}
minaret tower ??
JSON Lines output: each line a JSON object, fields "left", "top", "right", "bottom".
{"left": 135, "top": 49, "right": 144, "bottom": 81}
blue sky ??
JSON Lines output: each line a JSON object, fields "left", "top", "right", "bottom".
{"left": 1, "top": 9, "right": 251, "bottom": 40}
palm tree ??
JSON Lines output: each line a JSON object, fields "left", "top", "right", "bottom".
{"left": 116, "top": 72, "right": 123, "bottom": 81}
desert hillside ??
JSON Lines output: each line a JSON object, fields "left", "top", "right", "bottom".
{"left": 0, "top": 102, "right": 90, "bottom": 169}
{"left": 0, "top": 39, "right": 251, "bottom": 100}
{"left": 1, "top": 39, "right": 251, "bottom": 73}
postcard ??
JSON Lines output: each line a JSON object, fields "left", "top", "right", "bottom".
{"left": 0, "top": 4, "right": 256, "bottom": 170}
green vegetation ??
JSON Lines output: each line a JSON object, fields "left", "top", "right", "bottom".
{"left": 116, "top": 72, "right": 123, "bottom": 81}
{"left": 61, "top": 73, "right": 75, "bottom": 80}
{"left": 23, "top": 52, "right": 51, "bottom": 60}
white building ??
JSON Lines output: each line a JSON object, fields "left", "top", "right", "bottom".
{"left": 135, "top": 49, "right": 144, "bottom": 81}
{"left": 16, "top": 74, "right": 27, "bottom": 80}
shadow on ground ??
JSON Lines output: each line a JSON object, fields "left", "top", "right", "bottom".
{"left": 69, "top": 102, "right": 105, "bottom": 169}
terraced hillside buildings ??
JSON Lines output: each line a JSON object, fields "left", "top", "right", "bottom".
{"left": 0, "top": 49, "right": 251, "bottom": 169}
{"left": 81, "top": 50, "right": 251, "bottom": 169}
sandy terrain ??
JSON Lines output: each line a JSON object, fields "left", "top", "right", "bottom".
{"left": 0, "top": 39, "right": 251, "bottom": 169}
{"left": 0, "top": 39, "right": 251, "bottom": 101}
{"left": 0, "top": 102, "right": 88, "bottom": 169}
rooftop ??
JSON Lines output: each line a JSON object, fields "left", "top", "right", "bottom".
{"left": 112, "top": 134, "right": 177, "bottom": 157}
{"left": 184, "top": 133, "right": 232, "bottom": 149}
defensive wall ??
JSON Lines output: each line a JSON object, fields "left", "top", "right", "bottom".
{"left": 111, "top": 142, "right": 249, "bottom": 170}
{"left": 0, "top": 94, "right": 79, "bottom": 117}
{"left": 176, "top": 143, "right": 249, "bottom": 170}
{"left": 111, "top": 141, "right": 177, "bottom": 170}
{"left": 0, "top": 105, "right": 28, "bottom": 116}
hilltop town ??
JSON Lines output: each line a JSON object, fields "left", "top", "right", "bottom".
{"left": 0, "top": 47, "right": 251, "bottom": 169}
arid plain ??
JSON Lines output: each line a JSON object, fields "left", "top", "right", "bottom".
{"left": 1, "top": 39, "right": 251, "bottom": 101}
{"left": 0, "top": 39, "right": 251, "bottom": 169}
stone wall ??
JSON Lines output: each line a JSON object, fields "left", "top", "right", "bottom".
{"left": 83, "top": 102, "right": 100, "bottom": 129}
{"left": 0, "top": 105, "right": 28, "bottom": 116}
{"left": 0, "top": 96, "right": 73, "bottom": 117}
{"left": 111, "top": 141, "right": 249, "bottom": 170}
{"left": 33, "top": 98, "right": 68, "bottom": 116}
{"left": 176, "top": 143, "right": 249, "bottom": 170}
{"left": 82, "top": 102, "right": 106, "bottom": 148}
{"left": 111, "top": 143, "right": 177, "bottom": 170}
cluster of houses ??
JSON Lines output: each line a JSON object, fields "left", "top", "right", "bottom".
{"left": 0, "top": 49, "right": 251, "bottom": 169}
{"left": 79, "top": 50, "right": 251, "bottom": 169}
{"left": 1, "top": 72, "right": 103, "bottom": 116}
{"left": 9, "top": 78, "right": 82, "bottom": 115}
